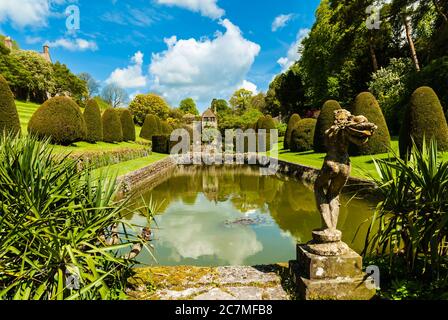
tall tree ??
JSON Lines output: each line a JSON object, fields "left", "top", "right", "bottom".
{"left": 179, "top": 98, "right": 199, "bottom": 115}
{"left": 101, "top": 83, "right": 128, "bottom": 108}
{"left": 229, "top": 89, "right": 253, "bottom": 113}
{"left": 78, "top": 73, "right": 100, "bottom": 97}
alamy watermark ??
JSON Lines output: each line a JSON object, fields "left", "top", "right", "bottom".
{"left": 168, "top": 121, "right": 279, "bottom": 176}
{"left": 366, "top": 5, "right": 382, "bottom": 30}
{"left": 66, "top": 5, "right": 80, "bottom": 32}
{"left": 65, "top": 264, "right": 80, "bottom": 290}
{"left": 365, "top": 265, "right": 381, "bottom": 290}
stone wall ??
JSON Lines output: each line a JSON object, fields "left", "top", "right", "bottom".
{"left": 116, "top": 153, "right": 376, "bottom": 198}
{"left": 268, "top": 158, "right": 376, "bottom": 194}
{"left": 117, "top": 156, "right": 176, "bottom": 197}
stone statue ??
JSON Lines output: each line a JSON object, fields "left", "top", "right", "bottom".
{"left": 310, "top": 109, "right": 377, "bottom": 256}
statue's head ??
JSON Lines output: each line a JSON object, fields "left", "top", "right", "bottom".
{"left": 326, "top": 109, "right": 377, "bottom": 146}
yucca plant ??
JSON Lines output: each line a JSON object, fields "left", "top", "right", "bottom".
{"left": 364, "top": 138, "right": 448, "bottom": 279}
{"left": 0, "top": 135, "right": 154, "bottom": 300}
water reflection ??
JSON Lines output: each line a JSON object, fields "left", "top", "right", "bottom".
{"left": 128, "top": 165, "right": 375, "bottom": 266}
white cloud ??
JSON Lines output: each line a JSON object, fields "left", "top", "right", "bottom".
{"left": 156, "top": 0, "right": 224, "bottom": 19}
{"left": 0, "top": 0, "right": 51, "bottom": 28}
{"left": 25, "top": 36, "right": 43, "bottom": 45}
{"left": 277, "top": 28, "right": 309, "bottom": 71}
{"left": 106, "top": 51, "right": 148, "bottom": 89}
{"left": 272, "top": 14, "right": 293, "bottom": 32}
{"left": 45, "top": 38, "right": 98, "bottom": 51}
{"left": 240, "top": 80, "right": 258, "bottom": 94}
{"left": 149, "top": 19, "right": 260, "bottom": 107}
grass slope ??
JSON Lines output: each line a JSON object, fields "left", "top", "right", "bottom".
{"left": 270, "top": 138, "right": 448, "bottom": 179}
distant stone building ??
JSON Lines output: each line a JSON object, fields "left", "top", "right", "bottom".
{"left": 202, "top": 108, "right": 218, "bottom": 129}
{"left": 3, "top": 36, "right": 52, "bottom": 63}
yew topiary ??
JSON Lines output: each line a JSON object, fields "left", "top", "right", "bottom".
{"left": 290, "top": 118, "right": 317, "bottom": 152}
{"left": 314, "top": 100, "right": 341, "bottom": 153}
{"left": 83, "top": 99, "right": 103, "bottom": 142}
{"left": 28, "top": 97, "right": 86, "bottom": 145}
{"left": 140, "top": 114, "right": 161, "bottom": 140}
{"left": 284, "top": 114, "right": 301, "bottom": 150}
{"left": 0, "top": 74, "right": 21, "bottom": 135}
{"left": 102, "top": 108, "right": 123, "bottom": 143}
{"left": 399, "top": 86, "right": 448, "bottom": 158}
{"left": 350, "top": 92, "right": 391, "bottom": 155}
{"left": 119, "top": 109, "right": 136, "bottom": 141}
{"left": 152, "top": 135, "right": 170, "bottom": 154}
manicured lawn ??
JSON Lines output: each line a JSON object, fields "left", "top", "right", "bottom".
{"left": 95, "top": 153, "right": 168, "bottom": 178}
{"left": 16, "top": 100, "right": 148, "bottom": 154}
{"left": 270, "top": 138, "right": 448, "bottom": 179}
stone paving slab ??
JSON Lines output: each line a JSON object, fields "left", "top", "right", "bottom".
{"left": 127, "top": 265, "right": 291, "bottom": 300}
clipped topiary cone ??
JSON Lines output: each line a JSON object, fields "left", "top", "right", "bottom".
{"left": 84, "top": 99, "right": 103, "bottom": 142}
{"left": 102, "top": 108, "right": 123, "bottom": 143}
{"left": 28, "top": 96, "right": 86, "bottom": 145}
{"left": 290, "top": 118, "right": 317, "bottom": 152}
{"left": 140, "top": 114, "right": 161, "bottom": 141}
{"left": 120, "top": 109, "right": 136, "bottom": 141}
{"left": 285, "top": 113, "right": 301, "bottom": 150}
{"left": 314, "top": 100, "right": 341, "bottom": 153}
{"left": 0, "top": 74, "right": 21, "bottom": 136}
{"left": 399, "top": 86, "right": 448, "bottom": 158}
{"left": 350, "top": 92, "right": 391, "bottom": 155}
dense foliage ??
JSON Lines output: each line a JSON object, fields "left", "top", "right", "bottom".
{"left": 0, "top": 37, "right": 88, "bottom": 104}
{"left": 350, "top": 92, "right": 391, "bottom": 155}
{"left": 290, "top": 119, "right": 317, "bottom": 152}
{"left": 102, "top": 108, "right": 123, "bottom": 143}
{"left": 28, "top": 97, "right": 86, "bottom": 145}
{"left": 265, "top": 64, "right": 306, "bottom": 118}
{"left": 119, "top": 109, "right": 136, "bottom": 142}
{"left": 0, "top": 74, "right": 20, "bottom": 135}
{"left": 263, "top": 0, "right": 448, "bottom": 136}
{"left": 400, "top": 87, "right": 448, "bottom": 158}
{"left": 313, "top": 100, "right": 340, "bottom": 153}
{"left": 83, "top": 99, "right": 103, "bottom": 143}
{"left": 0, "top": 136, "right": 153, "bottom": 300}
{"left": 365, "top": 139, "right": 448, "bottom": 280}
{"left": 129, "top": 93, "right": 170, "bottom": 126}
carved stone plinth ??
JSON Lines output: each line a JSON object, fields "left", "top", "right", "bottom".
{"left": 290, "top": 244, "right": 376, "bottom": 300}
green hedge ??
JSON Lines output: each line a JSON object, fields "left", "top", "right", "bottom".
{"left": 28, "top": 97, "right": 86, "bottom": 145}
{"left": 152, "top": 135, "right": 172, "bottom": 154}
{"left": 350, "top": 92, "right": 391, "bottom": 155}
{"left": 140, "top": 114, "right": 161, "bottom": 140}
{"left": 102, "top": 108, "right": 123, "bottom": 143}
{"left": 284, "top": 114, "right": 301, "bottom": 150}
{"left": 119, "top": 109, "right": 136, "bottom": 141}
{"left": 83, "top": 99, "right": 103, "bottom": 142}
{"left": 290, "top": 118, "right": 317, "bottom": 152}
{"left": 399, "top": 86, "right": 448, "bottom": 157}
{"left": 314, "top": 100, "right": 341, "bottom": 153}
{"left": 0, "top": 74, "right": 21, "bottom": 135}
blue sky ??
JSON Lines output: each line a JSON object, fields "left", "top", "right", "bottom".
{"left": 0, "top": 0, "right": 320, "bottom": 111}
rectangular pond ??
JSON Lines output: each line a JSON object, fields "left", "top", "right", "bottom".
{"left": 127, "top": 165, "right": 376, "bottom": 267}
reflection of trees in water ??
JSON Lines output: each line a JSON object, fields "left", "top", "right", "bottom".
{"left": 128, "top": 165, "right": 374, "bottom": 249}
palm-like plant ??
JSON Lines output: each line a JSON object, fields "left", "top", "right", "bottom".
{"left": 0, "top": 135, "right": 154, "bottom": 300}
{"left": 364, "top": 138, "right": 448, "bottom": 278}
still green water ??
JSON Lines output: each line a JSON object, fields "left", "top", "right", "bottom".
{"left": 128, "top": 165, "right": 375, "bottom": 266}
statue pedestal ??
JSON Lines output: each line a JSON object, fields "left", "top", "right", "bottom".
{"left": 289, "top": 244, "right": 376, "bottom": 300}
